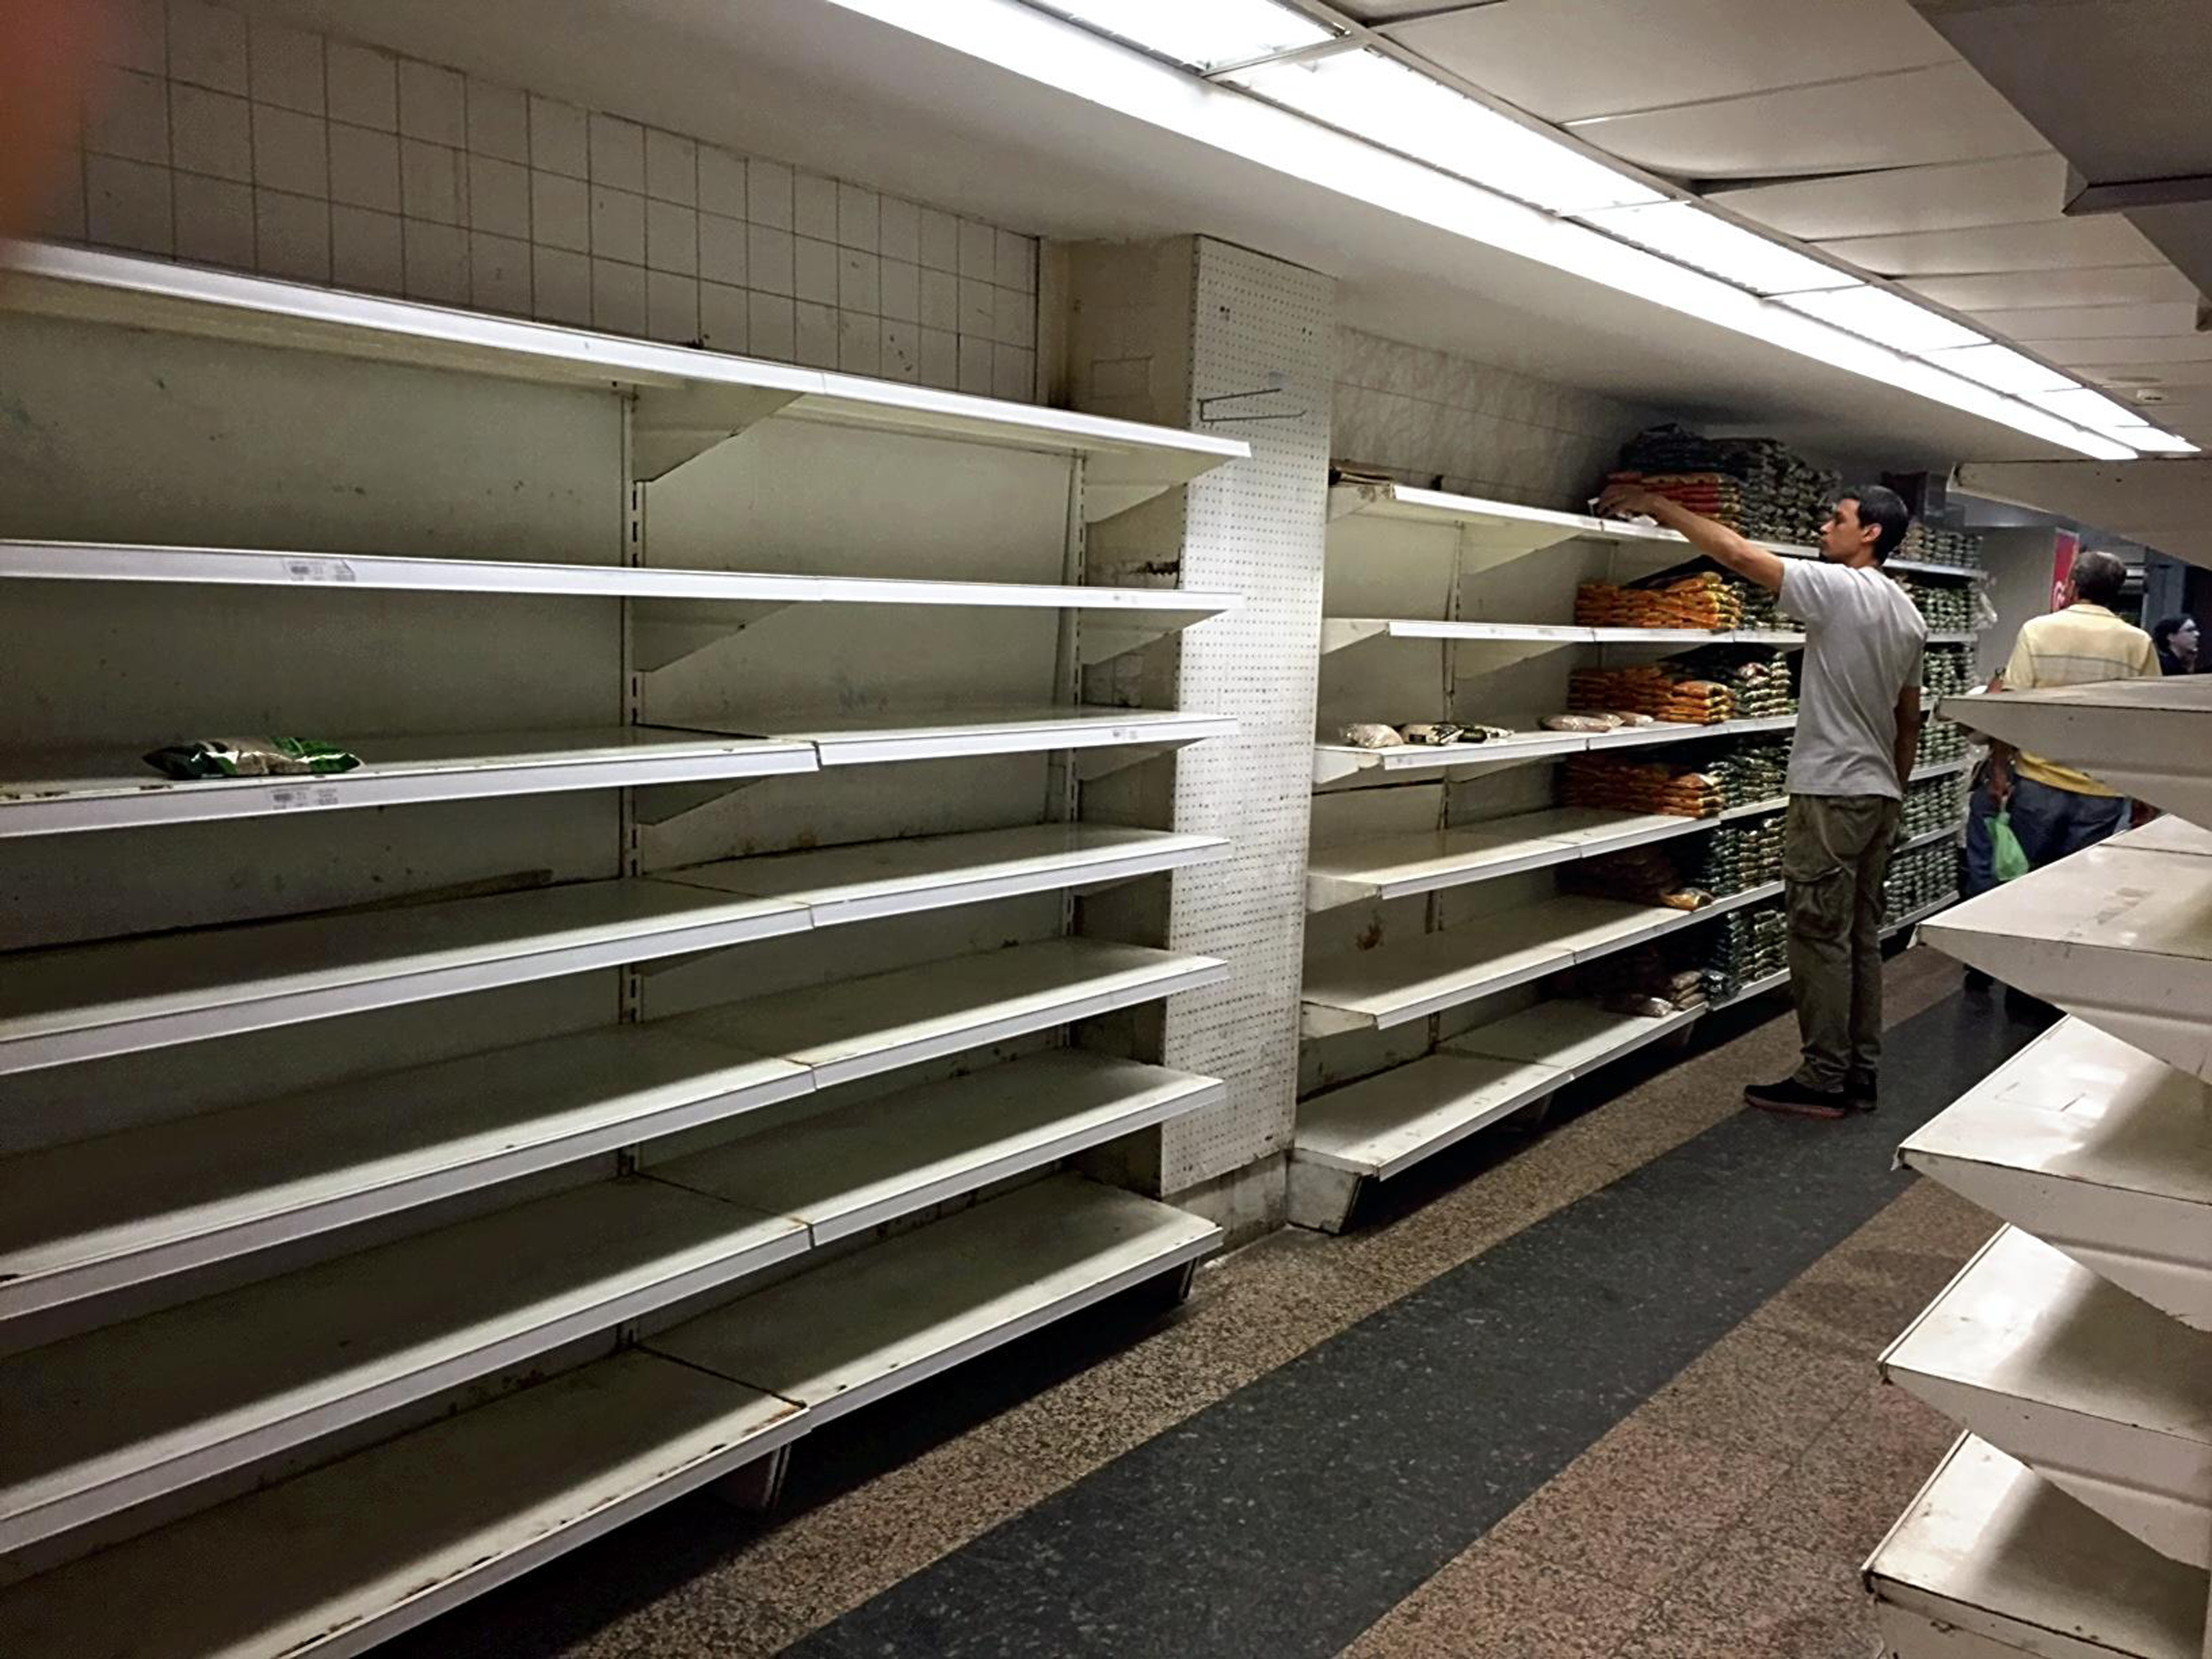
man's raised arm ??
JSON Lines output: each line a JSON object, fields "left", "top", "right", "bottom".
{"left": 1596, "top": 482, "right": 1788, "bottom": 593}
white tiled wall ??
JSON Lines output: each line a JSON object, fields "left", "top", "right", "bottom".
{"left": 34, "top": 0, "right": 1040, "bottom": 396}
{"left": 1333, "top": 327, "right": 1658, "bottom": 512}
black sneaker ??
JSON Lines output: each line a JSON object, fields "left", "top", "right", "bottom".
{"left": 1846, "top": 1070, "right": 1878, "bottom": 1110}
{"left": 1963, "top": 965, "right": 1992, "bottom": 992}
{"left": 1744, "top": 1076, "right": 1852, "bottom": 1119}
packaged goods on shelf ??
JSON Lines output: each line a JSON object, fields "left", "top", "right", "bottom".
{"left": 1898, "top": 521, "right": 1984, "bottom": 571}
{"left": 1334, "top": 719, "right": 1517, "bottom": 750}
{"left": 1610, "top": 425, "right": 1837, "bottom": 545}
{"left": 1560, "top": 754, "right": 1724, "bottom": 817}
{"left": 1560, "top": 846, "right": 1709, "bottom": 909}
{"left": 1576, "top": 570, "right": 1744, "bottom": 630}
{"left": 1707, "top": 738, "right": 1790, "bottom": 808}
{"left": 1700, "top": 901, "right": 1788, "bottom": 999}
{"left": 1729, "top": 574, "right": 1784, "bottom": 630}
{"left": 1900, "top": 772, "right": 1966, "bottom": 841}
{"left": 1569, "top": 664, "right": 1735, "bottom": 725}
{"left": 1672, "top": 647, "right": 1796, "bottom": 719}
{"left": 1923, "top": 643, "right": 1975, "bottom": 698}
{"left": 1884, "top": 841, "right": 1954, "bottom": 923}
{"left": 1690, "top": 814, "right": 1784, "bottom": 897}
{"left": 1916, "top": 718, "right": 1967, "bottom": 768}
{"left": 1554, "top": 943, "right": 1709, "bottom": 1017}
{"left": 1902, "top": 578, "right": 1974, "bottom": 633}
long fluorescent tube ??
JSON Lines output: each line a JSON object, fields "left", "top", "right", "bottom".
{"left": 1030, "top": 0, "right": 1331, "bottom": 70}
{"left": 1777, "top": 287, "right": 1984, "bottom": 353}
{"left": 823, "top": 0, "right": 2151, "bottom": 459}
{"left": 2121, "top": 428, "right": 2201, "bottom": 454}
{"left": 2024, "top": 386, "right": 2149, "bottom": 430}
{"left": 1921, "top": 343, "right": 2075, "bottom": 396}
{"left": 1579, "top": 202, "right": 1859, "bottom": 296}
{"left": 1226, "top": 48, "right": 1663, "bottom": 215}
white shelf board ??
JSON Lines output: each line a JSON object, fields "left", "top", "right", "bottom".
{"left": 0, "top": 1026, "right": 807, "bottom": 1325}
{"left": 650, "top": 1174, "right": 1219, "bottom": 1425}
{"left": 1899, "top": 819, "right": 1966, "bottom": 854}
{"left": 1292, "top": 1053, "right": 1565, "bottom": 1179}
{"left": 0, "top": 536, "right": 1239, "bottom": 619}
{"left": 718, "top": 705, "right": 1235, "bottom": 767}
{"left": 2120, "top": 814, "right": 2212, "bottom": 860}
{"left": 1713, "top": 966, "right": 1790, "bottom": 1008}
{"left": 1943, "top": 677, "right": 2212, "bottom": 832}
{"left": 1909, "top": 758, "right": 1972, "bottom": 783}
{"left": 0, "top": 1178, "right": 807, "bottom": 1556}
{"left": 1317, "top": 617, "right": 1784, "bottom": 655}
{"left": 1313, "top": 714, "right": 1795, "bottom": 785}
{"left": 665, "top": 937, "right": 1227, "bottom": 1088}
{"left": 1304, "top": 805, "right": 1715, "bottom": 910}
{"left": 1923, "top": 841, "right": 2212, "bottom": 1085}
{"left": 1900, "top": 1019, "right": 2212, "bottom": 1333}
{"left": 1720, "top": 794, "right": 1789, "bottom": 820}
{"left": 0, "top": 241, "right": 1246, "bottom": 501}
{"left": 0, "top": 727, "right": 815, "bottom": 838}
{"left": 1882, "top": 1225, "right": 2212, "bottom": 1568}
{"left": 658, "top": 1051, "right": 1221, "bottom": 1244}
{"left": 1928, "top": 631, "right": 1979, "bottom": 645}
{"left": 664, "top": 823, "right": 1227, "bottom": 925}
{"left": 0, "top": 1350, "right": 807, "bottom": 1659}
{"left": 1891, "top": 557, "right": 1984, "bottom": 579}
{"left": 0, "top": 877, "right": 812, "bottom": 1078}
{"left": 1865, "top": 1436, "right": 2207, "bottom": 1659}
{"left": 1450, "top": 997, "right": 1705, "bottom": 1080}
{"left": 1301, "top": 884, "right": 1778, "bottom": 1036}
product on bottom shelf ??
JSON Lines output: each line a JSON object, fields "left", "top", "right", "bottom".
{"left": 1568, "top": 664, "right": 1736, "bottom": 725}
{"left": 1550, "top": 942, "right": 1708, "bottom": 1018}
{"left": 1883, "top": 841, "right": 1954, "bottom": 923}
{"left": 1689, "top": 814, "right": 1784, "bottom": 897}
{"left": 1576, "top": 570, "right": 1744, "bottom": 631}
{"left": 1707, "top": 737, "right": 1790, "bottom": 808}
{"left": 1559, "top": 754, "right": 1723, "bottom": 817}
{"left": 1560, "top": 846, "right": 1709, "bottom": 909}
{"left": 1699, "top": 901, "right": 1788, "bottom": 999}
{"left": 143, "top": 736, "right": 364, "bottom": 779}
{"left": 1672, "top": 647, "right": 1796, "bottom": 719}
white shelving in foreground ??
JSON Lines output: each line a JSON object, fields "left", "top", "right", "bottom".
{"left": 1305, "top": 805, "right": 1727, "bottom": 910}
{"left": 0, "top": 1177, "right": 809, "bottom": 1557}
{"left": 648, "top": 1174, "right": 1219, "bottom": 1425}
{"left": 734, "top": 705, "right": 1236, "bottom": 769}
{"left": 1451, "top": 996, "right": 1705, "bottom": 1080}
{"left": 1301, "top": 882, "right": 1781, "bottom": 1037}
{"left": 653, "top": 1052, "right": 1222, "bottom": 1245}
{"left": 0, "top": 241, "right": 1248, "bottom": 503}
{"left": 1923, "top": 840, "right": 2212, "bottom": 1086}
{"left": 1317, "top": 617, "right": 1804, "bottom": 654}
{"left": 1943, "top": 676, "right": 2212, "bottom": 832}
{"left": 0, "top": 727, "right": 815, "bottom": 837}
{"left": 1864, "top": 1437, "right": 2207, "bottom": 1659}
{"left": 0, "top": 1350, "right": 808, "bottom": 1659}
{"left": 0, "top": 1177, "right": 1218, "bottom": 1659}
{"left": 1899, "top": 1018, "right": 2212, "bottom": 1333}
{"left": 1314, "top": 714, "right": 1795, "bottom": 784}
{"left": 1325, "top": 480, "right": 1826, "bottom": 568}
{"left": 1881, "top": 1225, "right": 2212, "bottom": 1569}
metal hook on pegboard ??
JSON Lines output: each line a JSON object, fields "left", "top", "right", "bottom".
{"left": 1196, "top": 382, "right": 1308, "bottom": 425}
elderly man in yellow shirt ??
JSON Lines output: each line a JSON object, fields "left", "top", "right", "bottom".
{"left": 1988, "top": 547, "right": 2161, "bottom": 866}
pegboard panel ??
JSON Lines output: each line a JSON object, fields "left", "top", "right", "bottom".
{"left": 1156, "top": 240, "right": 1336, "bottom": 1194}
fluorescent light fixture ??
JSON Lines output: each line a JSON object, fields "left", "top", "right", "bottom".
{"left": 1578, "top": 202, "right": 1859, "bottom": 296}
{"left": 2024, "top": 386, "right": 2149, "bottom": 430}
{"left": 1032, "top": 0, "right": 1332, "bottom": 70}
{"left": 2122, "top": 428, "right": 2201, "bottom": 454}
{"left": 1921, "top": 343, "right": 2074, "bottom": 396}
{"left": 1777, "top": 287, "right": 1983, "bottom": 353}
{"left": 1226, "top": 48, "right": 1663, "bottom": 214}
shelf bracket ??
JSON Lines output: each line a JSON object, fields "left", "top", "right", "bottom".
{"left": 1074, "top": 617, "right": 1203, "bottom": 667}
{"left": 630, "top": 774, "right": 779, "bottom": 829}
{"left": 631, "top": 384, "right": 806, "bottom": 482}
{"left": 630, "top": 599, "right": 799, "bottom": 673}
{"left": 1071, "top": 736, "right": 1203, "bottom": 782}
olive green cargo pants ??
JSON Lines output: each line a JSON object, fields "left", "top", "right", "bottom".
{"left": 1783, "top": 793, "right": 1903, "bottom": 1093}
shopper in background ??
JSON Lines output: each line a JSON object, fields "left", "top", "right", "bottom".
{"left": 1986, "top": 550, "right": 2160, "bottom": 868}
{"left": 1597, "top": 482, "right": 1923, "bottom": 1121}
{"left": 2152, "top": 614, "right": 2199, "bottom": 676}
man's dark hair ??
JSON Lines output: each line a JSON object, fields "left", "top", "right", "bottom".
{"left": 2071, "top": 548, "right": 2129, "bottom": 607}
{"left": 1840, "top": 483, "right": 1911, "bottom": 561}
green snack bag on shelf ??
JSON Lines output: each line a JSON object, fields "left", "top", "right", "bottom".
{"left": 143, "top": 736, "right": 363, "bottom": 781}
{"left": 1990, "top": 810, "right": 2031, "bottom": 884}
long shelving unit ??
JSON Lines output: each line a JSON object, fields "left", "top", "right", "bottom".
{"left": 0, "top": 241, "right": 1248, "bottom": 1636}
{"left": 1864, "top": 688, "right": 2212, "bottom": 1655}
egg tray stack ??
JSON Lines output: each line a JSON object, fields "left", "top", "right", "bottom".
{"left": 1922, "top": 644, "right": 1975, "bottom": 699}
{"left": 1698, "top": 901, "right": 1789, "bottom": 1000}
{"left": 1883, "top": 841, "right": 1954, "bottom": 923}
{"left": 1903, "top": 578, "right": 1973, "bottom": 633}
{"left": 1568, "top": 664, "right": 1737, "bottom": 726}
{"left": 1559, "top": 755, "right": 1725, "bottom": 818}
{"left": 1900, "top": 773, "right": 1966, "bottom": 842}
{"left": 1706, "top": 737, "right": 1791, "bottom": 808}
{"left": 1672, "top": 646, "right": 1796, "bottom": 719}
{"left": 1916, "top": 717, "right": 1967, "bottom": 769}
{"left": 1575, "top": 571, "right": 1744, "bottom": 631}
{"left": 1690, "top": 813, "right": 1784, "bottom": 897}
{"left": 1548, "top": 944, "right": 1710, "bottom": 1019}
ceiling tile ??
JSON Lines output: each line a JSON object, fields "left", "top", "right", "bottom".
{"left": 1907, "top": 265, "right": 2202, "bottom": 310}
{"left": 1814, "top": 216, "right": 2160, "bottom": 275}
{"left": 1560, "top": 62, "right": 2047, "bottom": 180}
{"left": 2026, "top": 334, "right": 2212, "bottom": 366}
{"left": 1710, "top": 155, "right": 2067, "bottom": 241}
{"left": 1965, "top": 302, "right": 2204, "bottom": 341}
{"left": 1386, "top": 0, "right": 1950, "bottom": 125}
{"left": 2075, "top": 357, "right": 2212, "bottom": 387}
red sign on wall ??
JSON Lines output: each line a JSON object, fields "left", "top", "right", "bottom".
{"left": 2050, "top": 530, "right": 2080, "bottom": 611}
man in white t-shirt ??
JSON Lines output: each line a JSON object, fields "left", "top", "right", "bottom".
{"left": 1598, "top": 481, "right": 1926, "bottom": 1119}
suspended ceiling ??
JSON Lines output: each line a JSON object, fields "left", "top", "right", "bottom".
{"left": 250, "top": 0, "right": 2206, "bottom": 475}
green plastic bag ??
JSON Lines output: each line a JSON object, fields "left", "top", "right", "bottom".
{"left": 1991, "top": 810, "right": 2031, "bottom": 884}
